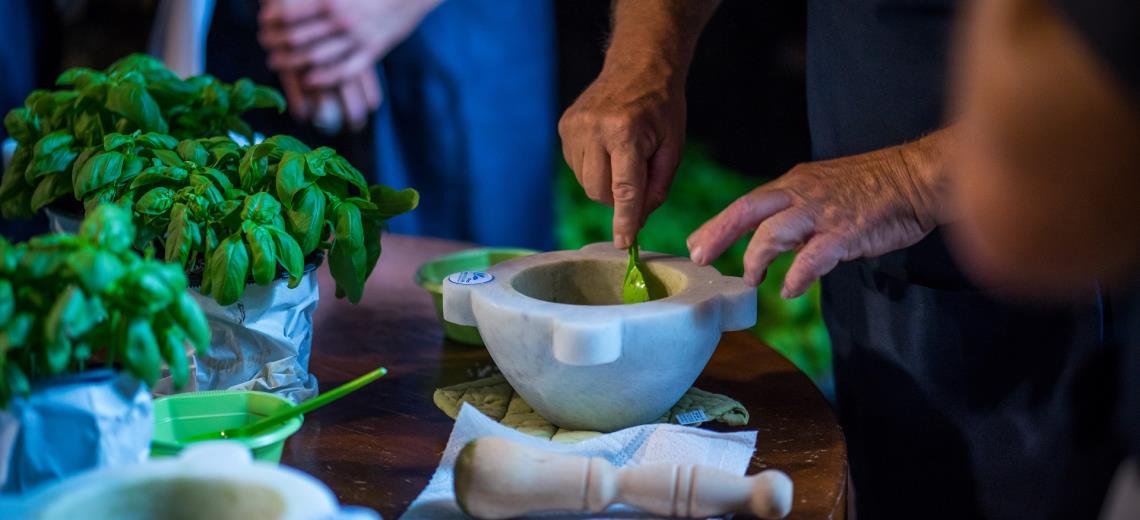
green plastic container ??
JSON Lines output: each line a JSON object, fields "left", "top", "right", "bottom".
{"left": 151, "top": 391, "right": 303, "bottom": 463}
{"left": 415, "top": 247, "right": 536, "bottom": 345}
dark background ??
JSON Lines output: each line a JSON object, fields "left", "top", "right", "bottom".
{"left": 10, "top": 0, "right": 812, "bottom": 179}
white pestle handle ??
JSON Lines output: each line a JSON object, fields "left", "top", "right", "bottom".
{"left": 454, "top": 437, "right": 793, "bottom": 519}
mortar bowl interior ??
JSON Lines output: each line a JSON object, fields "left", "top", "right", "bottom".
{"left": 509, "top": 257, "right": 687, "bottom": 305}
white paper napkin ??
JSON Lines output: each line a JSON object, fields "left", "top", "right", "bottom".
{"left": 400, "top": 403, "right": 758, "bottom": 519}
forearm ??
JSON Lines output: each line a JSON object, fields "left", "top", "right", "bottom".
{"left": 602, "top": 0, "right": 721, "bottom": 87}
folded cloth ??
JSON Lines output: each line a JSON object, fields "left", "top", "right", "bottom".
{"left": 433, "top": 375, "right": 749, "bottom": 443}
{"left": 400, "top": 403, "right": 758, "bottom": 520}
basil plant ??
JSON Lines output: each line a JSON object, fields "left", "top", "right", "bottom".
{"left": 0, "top": 54, "right": 284, "bottom": 219}
{"left": 73, "top": 131, "right": 418, "bottom": 306}
{"left": 0, "top": 204, "right": 210, "bottom": 407}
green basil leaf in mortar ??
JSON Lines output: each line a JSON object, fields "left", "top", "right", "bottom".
{"left": 124, "top": 318, "right": 161, "bottom": 385}
{"left": 106, "top": 82, "right": 168, "bottom": 134}
{"left": 265, "top": 226, "right": 303, "bottom": 288}
{"left": 245, "top": 224, "right": 277, "bottom": 286}
{"left": 208, "top": 232, "right": 250, "bottom": 306}
{"left": 622, "top": 238, "right": 650, "bottom": 304}
{"left": 73, "top": 151, "right": 124, "bottom": 200}
{"left": 276, "top": 151, "right": 310, "bottom": 208}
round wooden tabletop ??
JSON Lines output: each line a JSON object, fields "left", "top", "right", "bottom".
{"left": 282, "top": 234, "right": 847, "bottom": 519}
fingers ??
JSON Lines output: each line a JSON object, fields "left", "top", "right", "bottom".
{"left": 259, "top": 0, "right": 328, "bottom": 25}
{"left": 742, "top": 209, "right": 814, "bottom": 286}
{"left": 358, "top": 69, "right": 382, "bottom": 111}
{"left": 781, "top": 234, "right": 849, "bottom": 298}
{"left": 580, "top": 147, "right": 613, "bottom": 205}
{"left": 339, "top": 79, "right": 369, "bottom": 133}
{"left": 259, "top": 17, "right": 340, "bottom": 51}
{"left": 278, "top": 70, "right": 312, "bottom": 120}
{"left": 267, "top": 35, "right": 354, "bottom": 70}
{"left": 304, "top": 51, "right": 374, "bottom": 89}
{"left": 687, "top": 188, "right": 794, "bottom": 266}
{"left": 610, "top": 147, "right": 648, "bottom": 248}
{"left": 312, "top": 90, "right": 344, "bottom": 136}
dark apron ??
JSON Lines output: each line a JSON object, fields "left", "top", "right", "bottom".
{"left": 807, "top": 1, "right": 1120, "bottom": 517}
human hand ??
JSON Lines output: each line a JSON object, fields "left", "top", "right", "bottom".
{"left": 558, "top": 63, "right": 687, "bottom": 249}
{"left": 258, "top": 0, "right": 441, "bottom": 90}
{"left": 278, "top": 68, "right": 379, "bottom": 135}
{"left": 687, "top": 131, "right": 953, "bottom": 297}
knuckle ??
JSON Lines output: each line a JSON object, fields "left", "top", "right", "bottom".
{"left": 611, "top": 182, "right": 641, "bottom": 204}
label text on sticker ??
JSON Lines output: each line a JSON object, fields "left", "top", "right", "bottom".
{"left": 675, "top": 408, "right": 710, "bottom": 426}
{"left": 448, "top": 271, "right": 494, "bottom": 285}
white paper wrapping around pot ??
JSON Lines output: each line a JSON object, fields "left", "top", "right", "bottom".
{"left": 187, "top": 269, "right": 320, "bottom": 403}
{"left": 0, "top": 369, "right": 153, "bottom": 494}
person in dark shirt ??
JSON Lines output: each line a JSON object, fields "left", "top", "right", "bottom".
{"left": 559, "top": 0, "right": 1117, "bottom": 517}
{"left": 951, "top": 0, "right": 1140, "bottom": 516}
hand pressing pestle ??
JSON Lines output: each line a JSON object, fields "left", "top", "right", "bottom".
{"left": 453, "top": 437, "right": 793, "bottom": 519}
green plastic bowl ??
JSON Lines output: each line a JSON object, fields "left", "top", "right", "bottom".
{"left": 151, "top": 391, "right": 303, "bottom": 463}
{"left": 415, "top": 247, "right": 537, "bottom": 345}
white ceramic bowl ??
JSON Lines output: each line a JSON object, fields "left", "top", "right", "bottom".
{"left": 1, "top": 442, "right": 376, "bottom": 520}
{"left": 444, "top": 243, "right": 756, "bottom": 431}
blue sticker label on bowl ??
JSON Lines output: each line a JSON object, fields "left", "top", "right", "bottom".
{"left": 448, "top": 271, "right": 494, "bottom": 285}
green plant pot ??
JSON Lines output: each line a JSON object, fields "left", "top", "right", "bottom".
{"left": 151, "top": 390, "right": 303, "bottom": 463}
{"left": 415, "top": 247, "right": 537, "bottom": 345}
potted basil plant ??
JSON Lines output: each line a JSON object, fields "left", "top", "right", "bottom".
{"left": 0, "top": 54, "right": 283, "bottom": 228}
{"left": 0, "top": 204, "right": 209, "bottom": 493}
{"left": 74, "top": 132, "right": 418, "bottom": 402}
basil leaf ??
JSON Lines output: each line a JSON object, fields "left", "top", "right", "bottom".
{"left": 304, "top": 147, "right": 335, "bottom": 177}
{"left": 265, "top": 226, "right": 303, "bottom": 288}
{"left": 65, "top": 248, "right": 125, "bottom": 294}
{"left": 170, "top": 291, "right": 210, "bottom": 352}
{"left": 73, "top": 110, "right": 104, "bottom": 145}
{"left": 159, "top": 324, "right": 190, "bottom": 389}
{"left": 30, "top": 131, "right": 76, "bottom": 178}
{"left": 177, "top": 139, "right": 209, "bottom": 166}
{"left": 73, "top": 151, "right": 124, "bottom": 199}
{"left": 369, "top": 185, "right": 420, "bottom": 219}
{"left": 229, "top": 78, "right": 255, "bottom": 111}
{"left": 80, "top": 203, "right": 135, "bottom": 253}
{"left": 264, "top": 135, "right": 310, "bottom": 155}
{"left": 241, "top": 192, "right": 281, "bottom": 226}
{"left": 326, "top": 157, "right": 368, "bottom": 194}
{"left": 251, "top": 85, "right": 286, "bottom": 113}
{"left": 0, "top": 280, "right": 11, "bottom": 329}
{"left": 286, "top": 185, "right": 325, "bottom": 255}
{"left": 361, "top": 215, "right": 383, "bottom": 281}
{"left": 29, "top": 172, "right": 72, "bottom": 212}
{"left": 245, "top": 225, "right": 277, "bottom": 285}
{"left": 328, "top": 232, "right": 366, "bottom": 303}
{"left": 208, "top": 233, "right": 250, "bottom": 306}
{"left": 3, "top": 108, "right": 36, "bottom": 143}
{"left": 106, "top": 82, "right": 168, "bottom": 133}
{"left": 239, "top": 149, "right": 268, "bottom": 191}
{"left": 103, "top": 132, "right": 134, "bottom": 152}
{"left": 334, "top": 201, "right": 364, "bottom": 249}
{"left": 137, "top": 132, "right": 180, "bottom": 150}
{"left": 120, "top": 155, "right": 147, "bottom": 184}
{"left": 275, "top": 151, "right": 310, "bottom": 209}
{"left": 135, "top": 187, "right": 174, "bottom": 216}
{"left": 56, "top": 67, "right": 99, "bottom": 86}
{"left": 124, "top": 319, "right": 162, "bottom": 385}
{"left": 164, "top": 203, "right": 192, "bottom": 268}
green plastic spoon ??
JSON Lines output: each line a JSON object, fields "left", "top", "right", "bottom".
{"left": 184, "top": 367, "right": 388, "bottom": 442}
{"left": 623, "top": 238, "right": 650, "bottom": 304}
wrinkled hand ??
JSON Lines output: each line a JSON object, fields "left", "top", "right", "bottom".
{"left": 687, "top": 134, "right": 950, "bottom": 297}
{"left": 258, "top": 0, "right": 441, "bottom": 89}
{"left": 559, "top": 66, "right": 686, "bottom": 249}
{"left": 277, "top": 69, "right": 380, "bottom": 133}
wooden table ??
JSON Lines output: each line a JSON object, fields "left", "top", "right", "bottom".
{"left": 282, "top": 234, "right": 847, "bottom": 519}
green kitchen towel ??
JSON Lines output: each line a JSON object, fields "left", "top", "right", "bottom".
{"left": 433, "top": 374, "right": 749, "bottom": 443}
